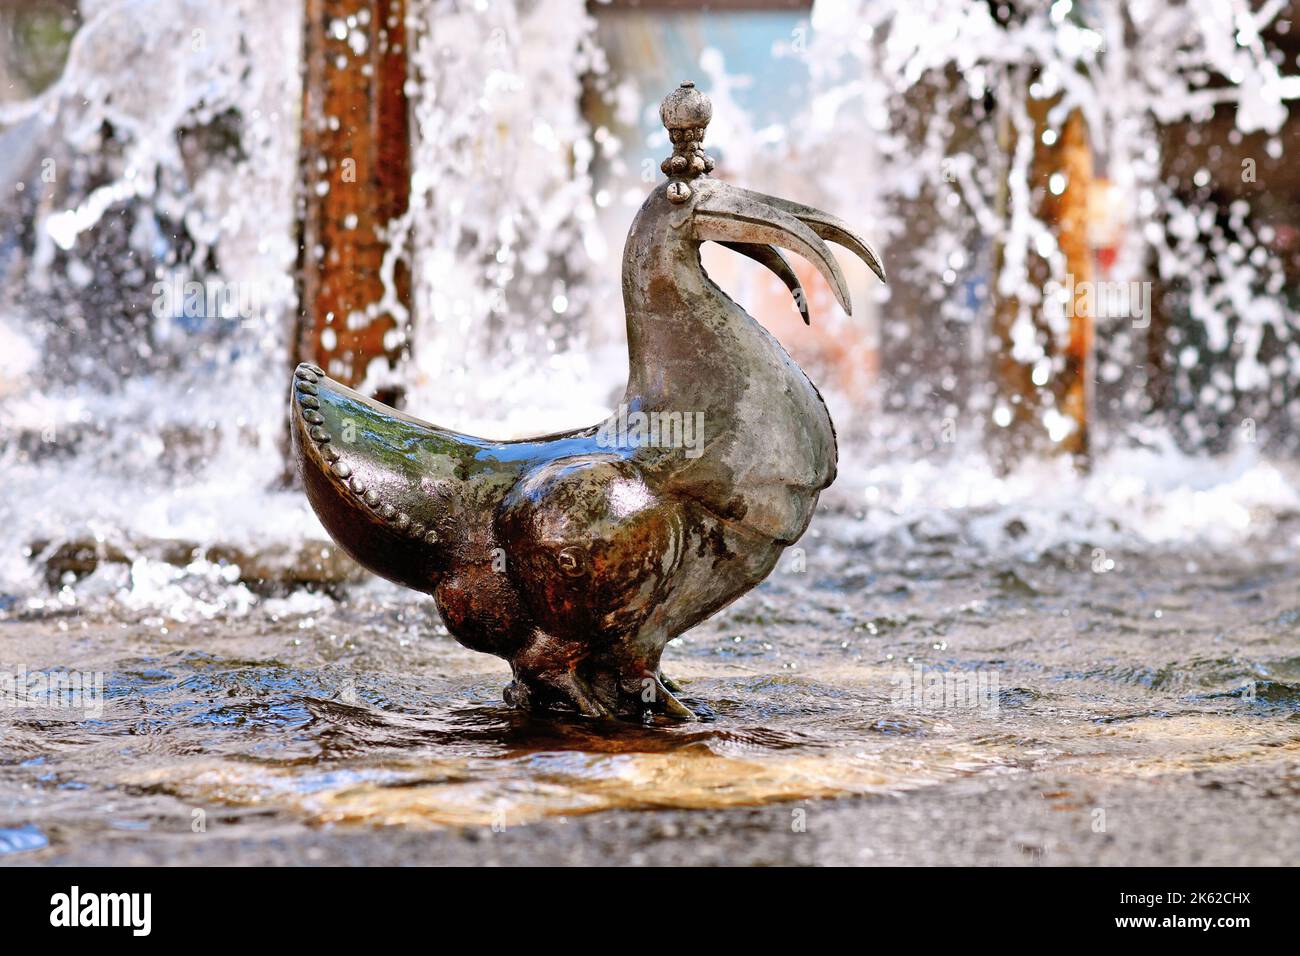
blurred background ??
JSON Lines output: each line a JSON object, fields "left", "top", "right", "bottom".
{"left": 1, "top": 0, "right": 1298, "bottom": 604}
{"left": 2, "top": 0, "right": 1299, "bottom": 867}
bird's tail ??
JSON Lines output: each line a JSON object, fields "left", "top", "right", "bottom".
{"left": 288, "top": 363, "right": 499, "bottom": 593}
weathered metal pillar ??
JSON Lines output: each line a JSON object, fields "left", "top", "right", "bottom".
{"left": 294, "top": 0, "right": 411, "bottom": 404}
{"left": 990, "top": 74, "right": 1094, "bottom": 465}
{"left": 1040, "top": 99, "right": 1094, "bottom": 460}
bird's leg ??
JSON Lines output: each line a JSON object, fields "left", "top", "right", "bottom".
{"left": 506, "top": 630, "right": 706, "bottom": 722}
{"left": 585, "top": 639, "right": 702, "bottom": 722}
{"left": 507, "top": 630, "right": 609, "bottom": 719}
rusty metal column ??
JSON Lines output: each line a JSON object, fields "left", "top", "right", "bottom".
{"left": 294, "top": 0, "right": 411, "bottom": 404}
{"left": 990, "top": 76, "right": 1095, "bottom": 466}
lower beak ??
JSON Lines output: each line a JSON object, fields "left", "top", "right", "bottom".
{"left": 719, "top": 241, "right": 810, "bottom": 325}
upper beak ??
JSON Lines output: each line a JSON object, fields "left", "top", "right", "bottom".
{"left": 743, "top": 187, "right": 888, "bottom": 285}
{"left": 690, "top": 180, "right": 886, "bottom": 323}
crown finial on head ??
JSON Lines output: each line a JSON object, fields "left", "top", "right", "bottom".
{"left": 660, "top": 81, "right": 715, "bottom": 193}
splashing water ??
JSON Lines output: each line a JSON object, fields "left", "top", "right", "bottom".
{"left": 395, "top": 0, "right": 619, "bottom": 437}
{"left": 0, "top": 0, "right": 307, "bottom": 609}
{"left": 794, "top": 0, "right": 1300, "bottom": 454}
{"left": 0, "top": 0, "right": 1297, "bottom": 616}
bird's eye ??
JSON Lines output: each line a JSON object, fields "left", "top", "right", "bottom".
{"left": 556, "top": 547, "right": 585, "bottom": 576}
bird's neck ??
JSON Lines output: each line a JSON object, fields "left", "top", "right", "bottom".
{"left": 615, "top": 196, "right": 837, "bottom": 537}
{"left": 620, "top": 209, "right": 767, "bottom": 415}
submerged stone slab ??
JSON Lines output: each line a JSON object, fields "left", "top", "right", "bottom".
{"left": 28, "top": 536, "right": 367, "bottom": 590}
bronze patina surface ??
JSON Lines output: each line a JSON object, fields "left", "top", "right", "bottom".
{"left": 290, "top": 82, "right": 885, "bottom": 721}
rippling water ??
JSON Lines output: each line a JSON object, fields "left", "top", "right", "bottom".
{"left": 3, "top": 504, "right": 1297, "bottom": 865}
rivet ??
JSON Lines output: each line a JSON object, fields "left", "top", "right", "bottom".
{"left": 408, "top": 521, "right": 425, "bottom": 538}
{"left": 303, "top": 410, "right": 324, "bottom": 425}
{"left": 557, "top": 547, "right": 584, "bottom": 576}
{"left": 310, "top": 426, "right": 330, "bottom": 443}
{"left": 666, "top": 181, "right": 692, "bottom": 204}
{"left": 379, "top": 503, "right": 396, "bottom": 520}
{"left": 299, "top": 395, "right": 320, "bottom": 409}
{"left": 321, "top": 445, "right": 340, "bottom": 462}
{"left": 393, "top": 513, "right": 410, "bottom": 530}
{"left": 424, "top": 530, "right": 439, "bottom": 545}
{"left": 305, "top": 364, "right": 324, "bottom": 376}
{"left": 364, "top": 489, "right": 380, "bottom": 508}
{"left": 331, "top": 461, "right": 352, "bottom": 479}
{"left": 350, "top": 476, "right": 366, "bottom": 495}
{"left": 295, "top": 368, "right": 318, "bottom": 383}
{"left": 296, "top": 380, "right": 318, "bottom": 395}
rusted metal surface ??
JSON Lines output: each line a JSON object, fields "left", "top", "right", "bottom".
{"left": 294, "top": 0, "right": 411, "bottom": 401}
{"left": 1043, "top": 105, "right": 1094, "bottom": 460}
{"left": 991, "top": 76, "right": 1094, "bottom": 464}
{"left": 288, "top": 84, "right": 884, "bottom": 721}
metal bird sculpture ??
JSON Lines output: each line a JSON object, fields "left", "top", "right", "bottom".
{"left": 290, "top": 83, "right": 885, "bottom": 721}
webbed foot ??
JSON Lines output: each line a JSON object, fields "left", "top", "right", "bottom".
{"left": 503, "top": 633, "right": 711, "bottom": 723}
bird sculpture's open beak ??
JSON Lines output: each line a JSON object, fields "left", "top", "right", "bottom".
{"left": 690, "top": 180, "right": 886, "bottom": 324}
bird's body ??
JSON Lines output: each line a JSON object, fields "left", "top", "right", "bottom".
{"left": 290, "top": 83, "right": 883, "bottom": 720}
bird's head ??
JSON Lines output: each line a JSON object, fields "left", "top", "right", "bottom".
{"left": 624, "top": 82, "right": 886, "bottom": 327}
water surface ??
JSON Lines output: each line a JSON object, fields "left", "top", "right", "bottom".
{"left": 3, "top": 507, "right": 1297, "bottom": 865}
